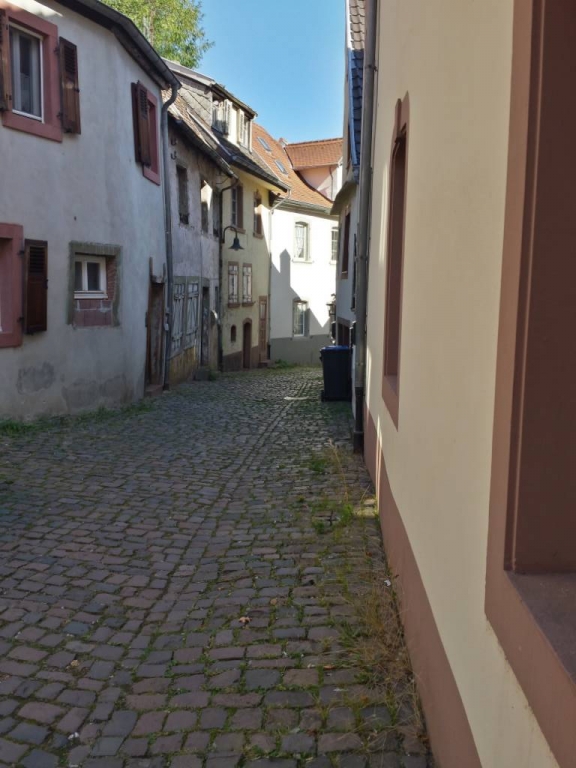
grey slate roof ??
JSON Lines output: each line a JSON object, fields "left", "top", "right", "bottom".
{"left": 347, "top": 0, "right": 365, "bottom": 171}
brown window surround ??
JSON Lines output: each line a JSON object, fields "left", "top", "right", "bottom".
{"left": 0, "top": 222, "right": 23, "bottom": 348}
{"left": 0, "top": 3, "right": 62, "bottom": 142}
{"left": 381, "top": 95, "right": 409, "bottom": 429}
{"left": 253, "top": 193, "right": 263, "bottom": 237}
{"left": 486, "top": 3, "right": 576, "bottom": 767}
{"left": 231, "top": 184, "right": 244, "bottom": 229}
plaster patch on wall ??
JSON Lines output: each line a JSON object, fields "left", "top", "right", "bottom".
{"left": 17, "top": 363, "right": 55, "bottom": 394}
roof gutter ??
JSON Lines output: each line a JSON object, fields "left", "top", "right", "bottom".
{"left": 353, "top": 0, "right": 378, "bottom": 453}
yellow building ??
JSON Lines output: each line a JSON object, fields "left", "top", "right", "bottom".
{"left": 359, "top": 1, "right": 574, "bottom": 767}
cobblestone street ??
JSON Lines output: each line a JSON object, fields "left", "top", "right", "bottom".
{"left": 0, "top": 369, "right": 431, "bottom": 768}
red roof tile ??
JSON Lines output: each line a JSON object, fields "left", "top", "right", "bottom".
{"left": 284, "top": 138, "right": 343, "bottom": 169}
{"left": 252, "top": 124, "right": 333, "bottom": 210}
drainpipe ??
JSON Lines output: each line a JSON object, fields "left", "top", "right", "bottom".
{"left": 268, "top": 190, "right": 291, "bottom": 360}
{"left": 217, "top": 178, "right": 240, "bottom": 372}
{"left": 353, "top": 0, "right": 378, "bottom": 452}
{"left": 161, "top": 83, "right": 179, "bottom": 390}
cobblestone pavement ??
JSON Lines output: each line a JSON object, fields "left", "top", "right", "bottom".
{"left": 0, "top": 369, "right": 431, "bottom": 768}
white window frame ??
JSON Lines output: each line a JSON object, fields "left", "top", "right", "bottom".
{"left": 294, "top": 222, "right": 309, "bottom": 261}
{"left": 242, "top": 264, "right": 252, "bottom": 304}
{"left": 331, "top": 227, "right": 339, "bottom": 263}
{"left": 74, "top": 255, "right": 107, "bottom": 298}
{"left": 9, "top": 23, "right": 44, "bottom": 122}
{"left": 228, "top": 263, "right": 239, "bottom": 304}
{"left": 293, "top": 301, "right": 308, "bottom": 337}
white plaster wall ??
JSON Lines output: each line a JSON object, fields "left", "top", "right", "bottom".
{"left": 270, "top": 206, "right": 337, "bottom": 356}
{"left": 299, "top": 166, "right": 340, "bottom": 202}
{"left": 365, "top": 0, "right": 559, "bottom": 765}
{"left": 168, "top": 123, "right": 221, "bottom": 369}
{"left": 169, "top": 125, "right": 220, "bottom": 284}
{"left": 0, "top": 0, "right": 167, "bottom": 418}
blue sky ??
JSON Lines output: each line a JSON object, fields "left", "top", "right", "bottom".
{"left": 198, "top": 0, "right": 345, "bottom": 144}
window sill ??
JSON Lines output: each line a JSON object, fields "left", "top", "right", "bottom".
{"left": 381, "top": 374, "right": 399, "bottom": 429}
{"left": 232, "top": 227, "right": 246, "bottom": 235}
{"left": 2, "top": 111, "right": 62, "bottom": 142}
{"left": 341, "top": 271, "right": 349, "bottom": 279}
{"left": 143, "top": 164, "right": 161, "bottom": 186}
{"left": 242, "top": 301, "right": 254, "bottom": 307}
{"left": 292, "top": 259, "right": 314, "bottom": 265}
{"left": 486, "top": 568, "right": 576, "bottom": 768}
{"left": 253, "top": 232, "right": 264, "bottom": 239}
{"left": 74, "top": 293, "right": 108, "bottom": 300}
{"left": 228, "top": 302, "right": 240, "bottom": 309}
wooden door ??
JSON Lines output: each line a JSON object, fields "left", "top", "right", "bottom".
{"left": 259, "top": 297, "right": 268, "bottom": 362}
{"left": 146, "top": 281, "right": 164, "bottom": 386}
{"left": 242, "top": 321, "right": 252, "bottom": 369}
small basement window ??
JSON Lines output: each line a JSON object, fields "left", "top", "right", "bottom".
{"left": 231, "top": 325, "right": 237, "bottom": 343}
{"left": 74, "top": 255, "right": 107, "bottom": 297}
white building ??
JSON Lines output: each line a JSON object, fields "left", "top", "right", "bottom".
{"left": 253, "top": 125, "right": 342, "bottom": 365}
{"left": 0, "top": 0, "right": 179, "bottom": 418}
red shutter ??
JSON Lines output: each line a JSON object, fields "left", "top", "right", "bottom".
{"left": 0, "top": 10, "right": 12, "bottom": 112}
{"left": 59, "top": 38, "right": 80, "bottom": 134}
{"left": 132, "top": 81, "right": 151, "bottom": 166}
{"left": 24, "top": 240, "right": 48, "bottom": 334}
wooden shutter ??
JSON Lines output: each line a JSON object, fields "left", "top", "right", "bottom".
{"left": 24, "top": 240, "right": 48, "bottom": 334}
{"left": 59, "top": 38, "right": 80, "bottom": 133}
{"left": 0, "top": 10, "right": 12, "bottom": 112}
{"left": 131, "top": 82, "right": 151, "bottom": 166}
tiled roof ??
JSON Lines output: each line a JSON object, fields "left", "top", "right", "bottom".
{"left": 168, "top": 93, "right": 234, "bottom": 177}
{"left": 349, "top": 0, "right": 365, "bottom": 50}
{"left": 284, "top": 138, "right": 343, "bottom": 170}
{"left": 218, "top": 133, "right": 288, "bottom": 191}
{"left": 347, "top": 0, "right": 365, "bottom": 169}
{"left": 252, "top": 124, "right": 333, "bottom": 211}
{"left": 169, "top": 83, "right": 288, "bottom": 192}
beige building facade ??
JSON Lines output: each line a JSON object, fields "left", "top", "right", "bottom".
{"left": 362, "top": 1, "right": 573, "bottom": 767}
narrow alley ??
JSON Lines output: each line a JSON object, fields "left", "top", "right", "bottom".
{"left": 0, "top": 369, "right": 430, "bottom": 768}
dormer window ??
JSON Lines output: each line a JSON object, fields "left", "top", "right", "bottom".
{"left": 212, "top": 100, "right": 230, "bottom": 135}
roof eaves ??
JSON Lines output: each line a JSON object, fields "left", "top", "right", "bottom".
{"left": 168, "top": 111, "right": 235, "bottom": 178}
{"left": 212, "top": 83, "right": 257, "bottom": 119}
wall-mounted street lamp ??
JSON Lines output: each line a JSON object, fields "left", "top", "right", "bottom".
{"left": 221, "top": 225, "right": 244, "bottom": 251}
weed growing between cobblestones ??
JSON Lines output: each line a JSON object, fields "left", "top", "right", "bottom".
{"left": 0, "top": 369, "right": 433, "bottom": 767}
